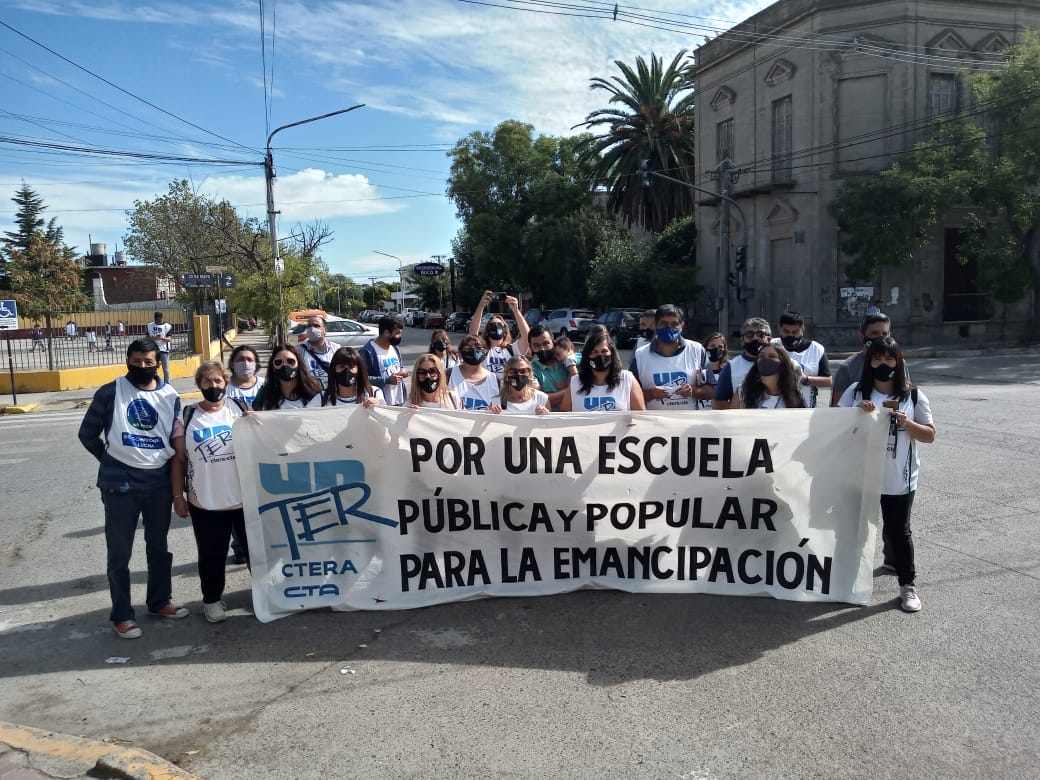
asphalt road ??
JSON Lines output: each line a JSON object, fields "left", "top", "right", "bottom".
{"left": 0, "top": 350, "right": 1037, "bottom": 779}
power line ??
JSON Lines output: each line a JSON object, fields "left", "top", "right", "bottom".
{"left": 0, "top": 135, "right": 260, "bottom": 166}
{"left": 0, "top": 18, "right": 259, "bottom": 155}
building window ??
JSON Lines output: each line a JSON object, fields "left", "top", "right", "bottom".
{"left": 929, "top": 74, "right": 959, "bottom": 117}
{"left": 716, "top": 119, "right": 734, "bottom": 163}
{"left": 771, "top": 96, "right": 792, "bottom": 182}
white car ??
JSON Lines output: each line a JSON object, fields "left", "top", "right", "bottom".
{"left": 289, "top": 315, "right": 378, "bottom": 347}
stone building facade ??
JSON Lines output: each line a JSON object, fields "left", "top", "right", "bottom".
{"left": 692, "top": 0, "right": 1040, "bottom": 344}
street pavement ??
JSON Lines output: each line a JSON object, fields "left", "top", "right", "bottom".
{"left": 0, "top": 335, "right": 1038, "bottom": 779}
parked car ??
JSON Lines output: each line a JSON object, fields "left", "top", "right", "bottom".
{"left": 543, "top": 307, "right": 596, "bottom": 340}
{"left": 445, "top": 311, "right": 472, "bottom": 332}
{"left": 523, "top": 308, "right": 546, "bottom": 326}
{"left": 578, "top": 308, "right": 642, "bottom": 347}
{"left": 424, "top": 312, "right": 446, "bottom": 329}
{"left": 289, "top": 314, "right": 378, "bottom": 347}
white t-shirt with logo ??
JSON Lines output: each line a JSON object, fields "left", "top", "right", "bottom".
{"left": 484, "top": 344, "right": 517, "bottom": 376}
{"left": 107, "top": 377, "right": 179, "bottom": 468}
{"left": 226, "top": 376, "right": 265, "bottom": 408}
{"left": 632, "top": 339, "right": 714, "bottom": 411}
{"left": 301, "top": 340, "right": 340, "bottom": 387}
{"left": 568, "top": 371, "right": 637, "bottom": 412}
{"left": 147, "top": 321, "right": 172, "bottom": 352}
{"left": 447, "top": 369, "right": 500, "bottom": 411}
{"left": 371, "top": 342, "right": 406, "bottom": 406}
{"left": 176, "top": 403, "right": 244, "bottom": 510}
{"left": 500, "top": 390, "right": 549, "bottom": 415}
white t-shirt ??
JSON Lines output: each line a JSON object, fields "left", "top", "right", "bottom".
{"left": 277, "top": 395, "right": 323, "bottom": 410}
{"left": 300, "top": 340, "right": 340, "bottom": 387}
{"left": 500, "top": 389, "right": 549, "bottom": 415}
{"left": 484, "top": 344, "right": 517, "bottom": 376}
{"left": 370, "top": 342, "right": 406, "bottom": 406}
{"left": 176, "top": 403, "right": 244, "bottom": 510}
{"left": 838, "top": 383, "right": 933, "bottom": 494}
{"left": 418, "top": 391, "right": 462, "bottom": 409}
{"left": 568, "top": 370, "right": 637, "bottom": 412}
{"left": 107, "top": 376, "right": 179, "bottom": 468}
{"left": 226, "top": 376, "right": 265, "bottom": 408}
{"left": 447, "top": 369, "right": 500, "bottom": 411}
{"left": 632, "top": 339, "right": 714, "bottom": 411}
{"left": 775, "top": 338, "right": 827, "bottom": 408}
{"left": 147, "top": 321, "right": 172, "bottom": 352}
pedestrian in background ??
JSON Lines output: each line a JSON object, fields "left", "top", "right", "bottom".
{"left": 77, "top": 337, "right": 188, "bottom": 639}
{"left": 146, "top": 311, "right": 173, "bottom": 384}
{"left": 85, "top": 328, "right": 98, "bottom": 352}
{"left": 170, "top": 361, "right": 250, "bottom": 623}
{"left": 253, "top": 345, "right": 323, "bottom": 410}
{"left": 361, "top": 315, "right": 408, "bottom": 406}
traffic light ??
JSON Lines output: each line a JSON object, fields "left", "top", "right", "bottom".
{"left": 639, "top": 159, "right": 653, "bottom": 188}
{"left": 735, "top": 245, "right": 747, "bottom": 271}
{"left": 728, "top": 272, "right": 738, "bottom": 287}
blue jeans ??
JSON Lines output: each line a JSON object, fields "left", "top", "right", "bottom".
{"left": 102, "top": 488, "right": 174, "bottom": 622}
{"left": 157, "top": 350, "right": 171, "bottom": 383}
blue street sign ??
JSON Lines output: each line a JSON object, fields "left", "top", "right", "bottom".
{"left": 414, "top": 262, "right": 445, "bottom": 277}
{"left": 0, "top": 299, "right": 17, "bottom": 329}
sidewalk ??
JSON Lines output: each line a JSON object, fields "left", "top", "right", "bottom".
{"left": 0, "top": 330, "right": 272, "bottom": 414}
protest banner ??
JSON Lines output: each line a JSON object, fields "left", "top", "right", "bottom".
{"left": 234, "top": 407, "right": 887, "bottom": 622}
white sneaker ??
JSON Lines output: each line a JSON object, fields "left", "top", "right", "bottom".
{"left": 899, "top": 585, "right": 922, "bottom": 613}
{"left": 203, "top": 601, "right": 227, "bottom": 623}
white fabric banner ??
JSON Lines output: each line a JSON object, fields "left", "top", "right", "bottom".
{"left": 234, "top": 407, "right": 887, "bottom": 622}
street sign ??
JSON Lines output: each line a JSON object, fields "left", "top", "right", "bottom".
{"left": 218, "top": 273, "right": 235, "bottom": 289}
{"left": 414, "top": 262, "right": 445, "bottom": 277}
{"left": 181, "top": 273, "right": 213, "bottom": 288}
{"left": 205, "top": 265, "right": 226, "bottom": 273}
{"left": 0, "top": 299, "right": 17, "bottom": 330}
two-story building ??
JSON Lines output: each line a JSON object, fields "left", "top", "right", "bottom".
{"left": 693, "top": 0, "right": 1040, "bottom": 343}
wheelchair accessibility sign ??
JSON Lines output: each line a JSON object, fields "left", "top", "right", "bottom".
{"left": 0, "top": 300, "right": 17, "bottom": 330}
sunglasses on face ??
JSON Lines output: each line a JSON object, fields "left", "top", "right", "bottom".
{"left": 506, "top": 370, "right": 532, "bottom": 377}
{"left": 273, "top": 358, "right": 298, "bottom": 368}
{"left": 417, "top": 368, "right": 439, "bottom": 378}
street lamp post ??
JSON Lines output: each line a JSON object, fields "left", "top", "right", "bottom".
{"left": 373, "top": 251, "right": 403, "bottom": 312}
{"left": 639, "top": 161, "right": 749, "bottom": 339}
{"left": 265, "top": 104, "right": 364, "bottom": 342}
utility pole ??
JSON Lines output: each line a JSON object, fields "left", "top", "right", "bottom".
{"left": 368, "top": 277, "right": 379, "bottom": 311}
{"left": 640, "top": 160, "right": 749, "bottom": 340}
{"left": 448, "top": 256, "right": 456, "bottom": 313}
{"left": 266, "top": 104, "right": 364, "bottom": 342}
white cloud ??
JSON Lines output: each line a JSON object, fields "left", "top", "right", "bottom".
{"left": 198, "top": 168, "right": 404, "bottom": 222}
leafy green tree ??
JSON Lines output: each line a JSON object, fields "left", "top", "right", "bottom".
{"left": 6, "top": 232, "right": 89, "bottom": 365}
{"left": 647, "top": 216, "right": 701, "bottom": 306}
{"left": 2, "top": 183, "right": 77, "bottom": 288}
{"left": 587, "top": 224, "right": 651, "bottom": 308}
{"left": 575, "top": 51, "right": 697, "bottom": 233}
{"left": 447, "top": 120, "right": 600, "bottom": 307}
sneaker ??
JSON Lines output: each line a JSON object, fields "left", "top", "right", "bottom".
{"left": 203, "top": 601, "right": 227, "bottom": 623}
{"left": 899, "top": 585, "right": 922, "bottom": 613}
{"left": 232, "top": 553, "right": 247, "bottom": 565}
{"left": 149, "top": 603, "right": 189, "bottom": 619}
{"left": 114, "top": 620, "right": 142, "bottom": 639}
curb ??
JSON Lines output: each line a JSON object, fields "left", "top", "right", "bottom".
{"left": 0, "top": 403, "right": 37, "bottom": 414}
{"left": 0, "top": 721, "right": 199, "bottom": 779}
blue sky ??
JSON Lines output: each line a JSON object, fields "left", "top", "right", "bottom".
{"left": 0, "top": 0, "right": 767, "bottom": 287}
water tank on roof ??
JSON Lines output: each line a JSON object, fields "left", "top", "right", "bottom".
{"left": 113, "top": 251, "right": 127, "bottom": 266}
{"left": 88, "top": 242, "right": 108, "bottom": 267}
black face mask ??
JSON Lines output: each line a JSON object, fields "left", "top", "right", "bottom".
{"left": 872, "top": 363, "right": 896, "bottom": 382}
{"left": 588, "top": 354, "right": 612, "bottom": 372}
{"left": 277, "top": 365, "right": 299, "bottom": 382}
{"left": 335, "top": 368, "right": 357, "bottom": 387}
{"left": 507, "top": 374, "right": 531, "bottom": 390}
{"left": 388, "top": 336, "right": 402, "bottom": 347}
{"left": 487, "top": 326, "right": 505, "bottom": 340}
{"left": 535, "top": 349, "right": 555, "bottom": 364}
{"left": 433, "top": 341, "right": 449, "bottom": 352}
{"left": 707, "top": 346, "right": 725, "bottom": 362}
{"left": 744, "top": 341, "right": 764, "bottom": 357}
{"left": 127, "top": 364, "right": 158, "bottom": 386}
{"left": 460, "top": 350, "right": 484, "bottom": 366}
{"left": 419, "top": 378, "right": 439, "bottom": 394}
{"left": 201, "top": 386, "right": 226, "bottom": 403}
{"left": 781, "top": 335, "right": 805, "bottom": 351}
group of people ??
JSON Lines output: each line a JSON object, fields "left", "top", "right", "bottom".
{"left": 78, "top": 299, "right": 934, "bottom": 640}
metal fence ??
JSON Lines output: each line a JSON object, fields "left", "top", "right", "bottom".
{"left": 1, "top": 327, "right": 192, "bottom": 372}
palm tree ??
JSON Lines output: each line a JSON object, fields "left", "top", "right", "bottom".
{"left": 575, "top": 51, "right": 696, "bottom": 233}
